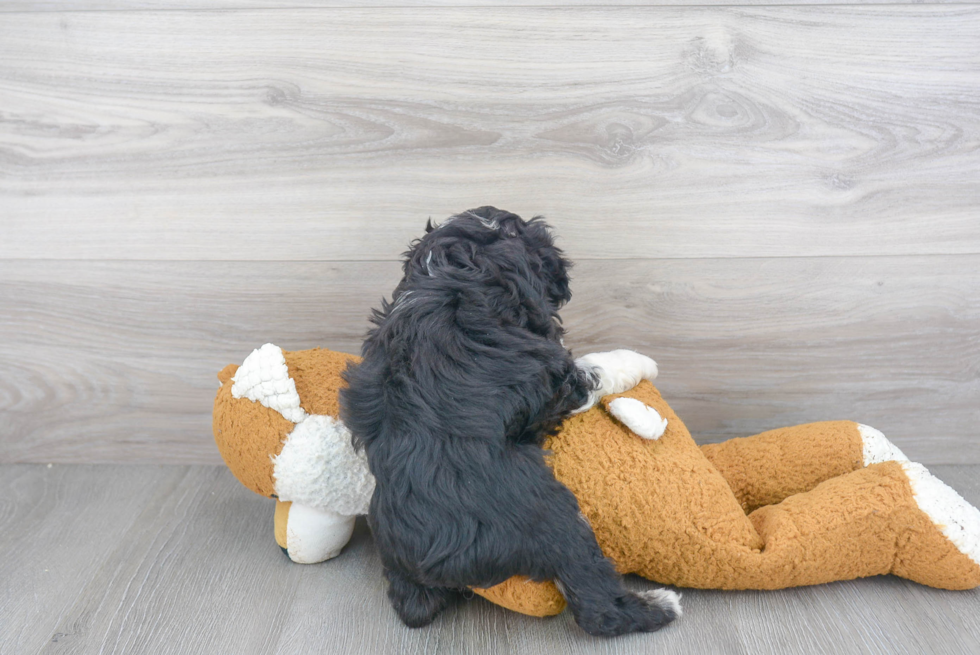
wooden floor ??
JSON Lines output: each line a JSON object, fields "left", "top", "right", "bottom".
{"left": 3, "top": 462, "right": 979, "bottom": 655}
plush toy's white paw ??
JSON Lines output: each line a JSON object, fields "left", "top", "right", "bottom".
{"left": 608, "top": 397, "right": 668, "bottom": 440}
{"left": 578, "top": 350, "right": 659, "bottom": 395}
{"left": 573, "top": 350, "right": 659, "bottom": 413}
{"left": 901, "top": 461, "right": 980, "bottom": 567}
{"left": 858, "top": 424, "right": 908, "bottom": 466}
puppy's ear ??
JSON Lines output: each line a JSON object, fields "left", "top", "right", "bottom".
{"left": 425, "top": 218, "right": 435, "bottom": 233}
{"left": 541, "top": 247, "right": 572, "bottom": 307}
{"left": 524, "top": 218, "right": 572, "bottom": 307}
{"left": 497, "top": 214, "right": 522, "bottom": 239}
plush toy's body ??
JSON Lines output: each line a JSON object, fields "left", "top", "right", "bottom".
{"left": 213, "top": 345, "right": 980, "bottom": 617}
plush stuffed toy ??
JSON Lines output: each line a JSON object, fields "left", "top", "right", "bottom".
{"left": 213, "top": 344, "right": 980, "bottom": 617}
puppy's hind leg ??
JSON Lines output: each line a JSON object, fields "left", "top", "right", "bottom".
{"left": 556, "top": 548, "right": 681, "bottom": 637}
{"left": 385, "top": 568, "right": 460, "bottom": 628}
{"left": 534, "top": 487, "right": 681, "bottom": 636}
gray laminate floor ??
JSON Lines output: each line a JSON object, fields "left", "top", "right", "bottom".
{"left": 3, "top": 463, "right": 979, "bottom": 655}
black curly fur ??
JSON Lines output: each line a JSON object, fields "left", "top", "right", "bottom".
{"left": 339, "top": 207, "right": 678, "bottom": 637}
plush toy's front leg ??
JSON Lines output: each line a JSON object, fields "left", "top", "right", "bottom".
{"left": 274, "top": 500, "right": 357, "bottom": 564}
{"left": 701, "top": 421, "right": 901, "bottom": 513}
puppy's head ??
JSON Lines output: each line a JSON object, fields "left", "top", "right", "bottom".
{"left": 402, "top": 206, "right": 572, "bottom": 333}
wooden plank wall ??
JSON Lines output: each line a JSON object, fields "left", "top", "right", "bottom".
{"left": 1, "top": 4, "right": 978, "bottom": 465}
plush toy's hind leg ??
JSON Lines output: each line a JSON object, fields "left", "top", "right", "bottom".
{"left": 274, "top": 500, "right": 356, "bottom": 564}
{"left": 889, "top": 461, "right": 980, "bottom": 589}
{"left": 718, "top": 461, "right": 980, "bottom": 590}
{"left": 701, "top": 421, "right": 905, "bottom": 512}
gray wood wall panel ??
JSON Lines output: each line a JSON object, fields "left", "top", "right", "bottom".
{"left": 2, "top": 256, "right": 977, "bottom": 465}
{"left": 3, "top": 463, "right": 978, "bottom": 654}
{"left": 0, "top": 5, "right": 977, "bottom": 469}
{"left": 2, "top": 8, "right": 979, "bottom": 260}
{"left": 0, "top": 260, "right": 403, "bottom": 465}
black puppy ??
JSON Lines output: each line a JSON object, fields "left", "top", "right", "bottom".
{"left": 340, "top": 207, "right": 680, "bottom": 637}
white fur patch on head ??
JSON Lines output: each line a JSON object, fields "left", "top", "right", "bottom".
{"left": 466, "top": 210, "right": 498, "bottom": 230}
{"left": 608, "top": 397, "right": 668, "bottom": 440}
{"left": 859, "top": 424, "right": 908, "bottom": 466}
{"left": 272, "top": 414, "right": 376, "bottom": 516}
{"left": 901, "top": 461, "right": 980, "bottom": 567}
{"left": 231, "top": 343, "right": 307, "bottom": 423}
{"left": 390, "top": 290, "right": 422, "bottom": 314}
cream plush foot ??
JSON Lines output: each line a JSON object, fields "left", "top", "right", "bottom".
{"left": 275, "top": 500, "right": 357, "bottom": 564}
{"left": 573, "top": 350, "right": 658, "bottom": 413}
{"left": 851, "top": 422, "right": 979, "bottom": 586}
{"left": 857, "top": 424, "right": 908, "bottom": 465}
{"left": 892, "top": 461, "right": 980, "bottom": 589}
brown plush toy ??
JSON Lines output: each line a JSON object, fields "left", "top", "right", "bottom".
{"left": 213, "top": 345, "right": 980, "bottom": 618}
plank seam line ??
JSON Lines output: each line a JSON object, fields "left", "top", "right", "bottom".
{"left": 2, "top": 3, "right": 979, "bottom": 14}
{"left": 2, "top": 252, "right": 980, "bottom": 264}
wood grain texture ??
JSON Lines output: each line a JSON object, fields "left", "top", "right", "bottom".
{"left": 2, "top": 463, "right": 978, "bottom": 654}
{"left": 0, "top": 465, "right": 192, "bottom": 655}
{"left": 0, "top": 259, "right": 404, "bottom": 464}
{"left": 2, "top": 0, "right": 974, "bottom": 11}
{"left": 570, "top": 256, "right": 980, "bottom": 461}
{"left": 2, "top": 7, "right": 979, "bottom": 260}
{"left": 1, "top": 255, "right": 977, "bottom": 465}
